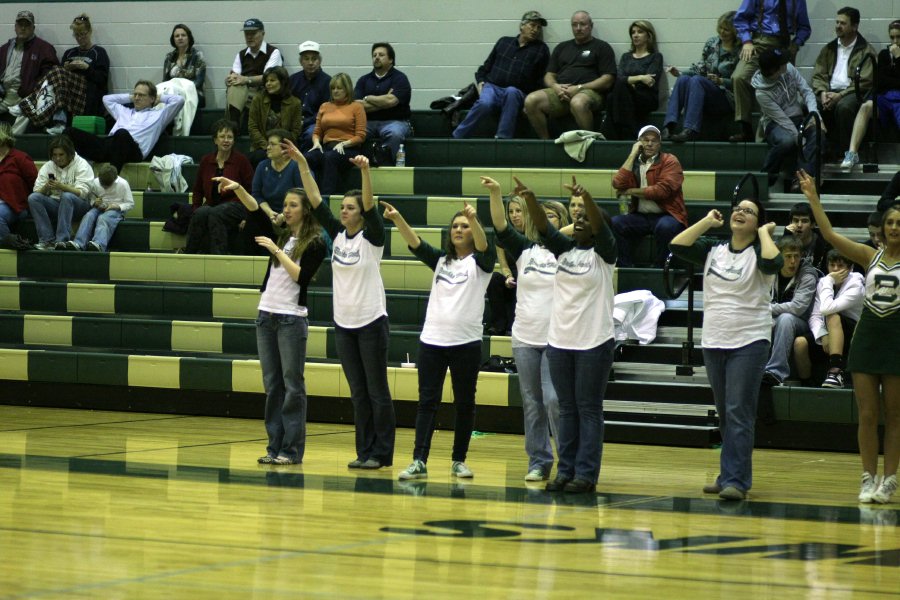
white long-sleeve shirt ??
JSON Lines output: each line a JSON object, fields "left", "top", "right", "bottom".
{"left": 33, "top": 154, "right": 94, "bottom": 199}
{"left": 808, "top": 271, "right": 865, "bottom": 342}
{"left": 87, "top": 176, "right": 134, "bottom": 212}
{"left": 104, "top": 93, "right": 185, "bottom": 159}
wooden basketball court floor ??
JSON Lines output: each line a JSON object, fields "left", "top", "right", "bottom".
{"left": 1, "top": 405, "right": 899, "bottom": 599}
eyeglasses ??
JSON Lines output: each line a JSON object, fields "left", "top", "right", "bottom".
{"left": 733, "top": 206, "right": 758, "bottom": 217}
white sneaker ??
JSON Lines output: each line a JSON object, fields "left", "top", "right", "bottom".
{"left": 524, "top": 468, "right": 548, "bottom": 482}
{"left": 858, "top": 472, "right": 880, "bottom": 503}
{"left": 451, "top": 461, "right": 474, "bottom": 478}
{"left": 840, "top": 151, "right": 859, "bottom": 170}
{"left": 398, "top": 459, "right": 427, "bottom": 480}
{"left": 872, "top": 474, "right": 897, "bottom": 504}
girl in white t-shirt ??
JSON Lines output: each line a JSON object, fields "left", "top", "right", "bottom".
{"left": 213, "top": 175, "right": 327, "bottom": 466}
{"left": 383, "top": 199, "right": 496, "bottom": 481}
{"left": 486, "top": 176, "right": 570, "bottom": 482}
{"left": 670, "top": 199, "right": 781, "bottom": 501}
{"left": 286, "top": 140, "right": 396, "bottom": 470}
{"left": 522, "top": 177, "right": 618, "bottom": 494}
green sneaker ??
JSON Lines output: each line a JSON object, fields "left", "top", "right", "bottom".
{"left": 398, "top": 459, "right": 427, "bottom": 480}
{"left": 451, "top": 461, "right": 474, "bottom": 478}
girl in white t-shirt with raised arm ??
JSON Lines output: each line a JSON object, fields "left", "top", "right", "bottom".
{"left": 521, "top": 176, "right": 618, "bottom": 494}
{"left": 284, "top": 141, "right": 396, "bottom": 471}
{"left": 670, "top": 198, "right": 782, "bottom": 501}
{"left": 485, "top": 176, "right": 570, "bottom": 483}
{"left": 382, "top": 198, "right": 496, "bottom": 481}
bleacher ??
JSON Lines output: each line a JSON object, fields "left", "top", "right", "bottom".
{"left": 2, "top": 106, "right": 888, "bottom": 453}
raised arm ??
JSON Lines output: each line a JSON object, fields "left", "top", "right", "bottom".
{"left": 482, "top": 176, "right": 506, "bottom": 233}
{"left": 798, "top": 169, "right": 875, "bottom": 268}
{"left": 381, "top": 201, "right": 419, "bottom": 249}
{"left": 350, "top": 155, "right": 374, "bottom": 212}
{"left": 462, "top": 201, "right": 488, "bottom": 252}
{"left": 671, "top": 209, "right": 724, "bottom": 246}
{"left": 514, "top": 176, "right": 547, "bottom": 235}
{"left": 282, "top": 139, "right": 323, "bottom": 208}
{"left": 212, "top": 176, "right": 259, "bottom": 212}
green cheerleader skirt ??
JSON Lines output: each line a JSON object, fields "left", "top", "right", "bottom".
{"left": 847, "top": 308, "right": 900, "bottom": 375}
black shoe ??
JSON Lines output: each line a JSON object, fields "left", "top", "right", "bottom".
{"left": 761, "top": 371, "right": 782, "bottom": 387}
{"left": 563, "top": 478, "right": 596, "bottom": 493}
{"left": 728, "top": 132, "right": 750, "bottom": 143}
{"left": 545, "top": 475, "right": 573, "bottom": 492}
{"left": 671, "top": 129, "right": 697, "bottom": 143}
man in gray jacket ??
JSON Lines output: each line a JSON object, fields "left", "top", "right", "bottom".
{"left": 753, "top": 47, "right": 824, "bottom": 192}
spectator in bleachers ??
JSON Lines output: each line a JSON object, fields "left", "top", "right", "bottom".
{"left": 452, "top": 11, "right": 549, "bottom": 140}
{"left": 354, "top": 43, "right": 410, "bottom": 165}
{"left": 797, "top": 169, "right": 899, "bottom": 504}
{"left": 385, "top": 199, "right": 495, "bottom": 482}
{"left": 9, "top": 14, "right": 109, "bottom": 135}
{"left": 842, "top": 20, "right": 900, "bottom": 171}
{"left": 730, "top": 0, "right": 811, "bottom": 143}
{"left": 213, "top": 175, "right": 327, "bottom": 466}
{"left": 611, "top": 125, "right": 687, "bottom": 267}
{"left": 670, "top": 200, "right": 782, "bottom": 500}
{"left": 761, "top": 235, "right": 817, "bottom": 387}
{"left": 252, "top": 129, "right": 301, "bottom": 225}
{"left": 64, "top": 81, "right": 184, "bottom": 172}
{"left": 864, "top": 210, "right": 883, "bottom": 250}
{"left": 519, "top": 175, "right": 617, "bottom": 494}
{"left": 523, "top": 11, "right": 616, "bottom": 140}
{"left": 599, "top": 20, "right": 663, "bottom": 141}
{"left": 289, "top": 142, "right": 396, "bottom": 471}
{"left": 567, "top": 193, "right": 584, "bottom": 221}
{"left": 811, "top": 7, "right": 876, "bottom": 165}
{"left": 879, "top": 170, "right": 900, "bottom": 213}
{"left": 289, "top": 41, "right": 331, "bottom": 152}
{"left": 162, "top": 24, "right": 206, "bottom": 108}
{"left": 68, "top": 164, "right": 132, "bottom": 252}
{"left": 248, "top": 66, "right": 302, "bottom": 168}
{"left": 783, "top": 201, "right": 829, "bottom": 272}
{"left": 306, "top": 73, "right": 366, "bottom": 197}
{"left": 664, "top": 12, "right": 740, "bottom": 143}
{"left": 486, "top": 193, "right": 527, "bottom": 336}
{"left": 0, "top": 11, "right": 57, "bottom": 119}
{"left": 793, "top": 249, "right": 864, "bottom": 389}
{"left": 486, "top": 177, "right": 569, "bottom": 483}
{"left": 753, "top": 47, "right": 822, "bottom": 192}
{"left": 0, "top": 123, "right": 36, "bottom": 243}
{"left": 225, "top": 18, "right": 282, "bottom": 129}
{"left": 184, "top": 118, "right": 253, "bottom": 255}
{"left": 27, "top": 134, "right": 93, "bottom": 250}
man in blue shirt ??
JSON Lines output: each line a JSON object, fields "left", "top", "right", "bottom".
{"left": 289, "top": 40, "right": 331, "bottom": 152}
{"left": 729, "top": 0, "right": 811, "bottom": 142}
{"left": 354, "top": 42, "right": 411, "bottom": 165}
{"left": 452, "top": 11, "right": 549, "bottom": 139}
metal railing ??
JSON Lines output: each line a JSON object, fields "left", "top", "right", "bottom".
{"left": 797, "top": 111, "right": 823, "bottom": 190}
{"left": 662, "top": 252, "right": 697, "bottom": 376}
{"left": 732, "top": 171, "right": 760, "bottom": 207}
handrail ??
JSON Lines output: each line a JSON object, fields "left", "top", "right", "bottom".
{"left": 798, "top": 111, "right": 823, "bottom": 190}
{"left": 731, "top": 171, "right": 760, "bottom": 206}
{"left": 662, "top": 251, "right": 697, "bottom": 376}
{"left": 663, "top": 251, "right": 693, "bottom": 299}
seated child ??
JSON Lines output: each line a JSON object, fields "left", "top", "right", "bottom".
{"left": 793, "top": 249, "right": 865, "bottom": 388}
{"left": 69, "top": 165, "right": 134, "bottom": 252}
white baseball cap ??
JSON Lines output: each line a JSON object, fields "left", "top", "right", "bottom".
{"left": 298, "top": 40, "right": 320, "bottom": 54}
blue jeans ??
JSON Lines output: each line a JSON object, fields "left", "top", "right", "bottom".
{"left": 762, "top": 115, "right": 822, "bottom": 178}
{"left": 513, "top": 345, "right": 559, "bottom": 474}
{"left": 28, "top": 191, "right": 90, "bottom": 244}
{"left": 702, "top": 339, "right": 770, "bottom": 493}
{"left": 612, "top": 212, "right": 686, "bottom": 267}
{"left": 765, "top": 312, "right": 810, "bottom": 382}
{"left": 0, "top": 200, "right": 23, "bottom": 239}
{"left": 335, "top": 315, "right": 396, "bottom": 465}
{"left": 304, "top": 143, "right": 361, "bottom": 196}
{"left": 664, "top": 74, "right": 732, "bottom": 133}
{"left": 452, "top": 83, "right": 524, "bottom": 139}
{"left": 413, "top": 340, "right": 481, "bottom": 463}
{"left": 546, "top": 338, "right": 615, "bottom": 485}
{"left": 74, "top": 208, "right": 124, "bottom": 251}
{"left": 366, "top": 120, "right": 412, "bottom": 162}
{"left": 256, "top": 310, "right": 309, "bottom": 462}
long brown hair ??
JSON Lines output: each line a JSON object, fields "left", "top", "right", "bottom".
{"left": 275, "top": 188, "right": 323, "bottom": 265}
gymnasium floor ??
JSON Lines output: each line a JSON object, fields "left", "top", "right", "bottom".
{"left": 1, "top": 405, "right": 898, "bottom": 599}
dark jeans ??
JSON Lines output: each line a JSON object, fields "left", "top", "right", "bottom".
{"left": 335, "top": 316, "right": 396, "bottom": 465}
{"left": 486, "top": 271, "right": 516, "bottom": 333}
{"left": 612, "top": 212, "right": 685, "bottom": 267}
{"left": 304, "top": 142, "right": 361, "bottom": 196}
{"left": 547, "top": 338, "right": 616, "bottom": 485}
{"left": 64, "top": 127, "right": 143, "bottom": 172}
{"left": 256, "top": 310, "right": 309, "bottom": 462}
{"left": 762, "top": 115, "right": 822, "bottom": 179}
{"left": 601, "top": 78, "right": 659, "bottom": 140}
{"left": 185, "top": 201, "right": 247, "bottom": 254}
{"left": 413, "top": 340, "right": 482, "bottom": 463}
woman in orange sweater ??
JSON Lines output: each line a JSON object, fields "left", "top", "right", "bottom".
{"left": 304, "top": 73, "right": 367, "bottom": 196}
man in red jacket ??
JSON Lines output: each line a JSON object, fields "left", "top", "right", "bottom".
{"left": 0, "top": 11, "right": 57, "bottom": 118}
{"left": 0, "top": 122, "right": 37, "bottom": 241}
{"left": 611, "top": 124, "right": 688, "bottom": 267}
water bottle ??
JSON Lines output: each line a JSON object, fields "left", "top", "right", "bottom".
{"left": 395, "top": 144, "right": 406, "bottom": 167}
{"left": 618, "top": 194, "right": 629, "bottom": 215}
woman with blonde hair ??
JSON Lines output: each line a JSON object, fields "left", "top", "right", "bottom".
{"left": 486, "top": 194, "right": 531, "bottom": 335}
{"left": 600, "top": 20, "right": 664, "bottom": 140}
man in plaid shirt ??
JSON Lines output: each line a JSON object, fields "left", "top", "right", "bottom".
{"left": 452, "top": 11, "right": 550, "bottom": 139}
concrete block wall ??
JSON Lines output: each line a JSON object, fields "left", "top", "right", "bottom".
{"left": 0, "top": 0, "right": 896, "bottom": 111}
